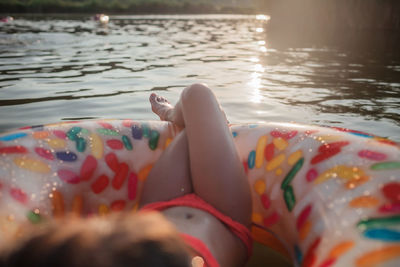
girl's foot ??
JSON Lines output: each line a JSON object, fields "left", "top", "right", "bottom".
{"left": 149, "top": 93, "right": 174, "bottom": 122}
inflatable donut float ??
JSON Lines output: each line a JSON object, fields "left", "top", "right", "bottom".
{"left": 0, "top": 119, "right": 399, "bottom": 267}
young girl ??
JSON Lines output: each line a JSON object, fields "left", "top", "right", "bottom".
{"left": 1, "top": 84, "right": 253, "bottom": 267}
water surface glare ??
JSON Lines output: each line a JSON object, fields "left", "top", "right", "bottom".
{"left": 0, "top": 14, "right": 399, "bottom": 141}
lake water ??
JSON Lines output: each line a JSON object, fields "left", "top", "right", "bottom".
{"left": 1, "top": 14, "right": 399, "bottom": 141}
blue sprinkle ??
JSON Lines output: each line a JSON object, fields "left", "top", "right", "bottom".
{"left": 294, "top": 244, "right": 303, "bottom": 264}
{"left": 249, "top": 124, "right": 258, "bottom": 128}
{"left": 56, "top": 151, "right": 78, "bottom": 162}
{"left": 0, "top": 132, "right": 27, "bottom": 141}
{"left": 248, "top": 150, "right": 256, "bottom": 169}
{"left": 232, "top": 131, "right": 238, "bottom": 138}
{"left": 131, "top": 125, "right": 143, "bottom": 140}
{"left": 349, "top": 132, "right": 373, "bottom": 138}
{"left": 363, "top": 228, "right": 400, "bottom": 242}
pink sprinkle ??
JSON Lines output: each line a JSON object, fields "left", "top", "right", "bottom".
{"left": 128, "top": 172, "right": 138, "bottom": 200}
{"left": 306, "top": 169, "right": 318, "bottom": 182}
{"left": 379, "top": 203, "right": 400, "bottom": 213}
{"left": 98, "top": 122, "right": 113, "bottom": 129}
{"left": 122, "top": 119, "right": 134, "bottom": 127}
{"left": 34, "top": 147, "right": 54, "bottom": 160}
{"left": 53, "top": 130, "right": 67, "bottom": 139}
{"left": 261, "top": 193, "right": 271, "bottom": 210}
{"left": 297, "top": 204, "right": 312, "bottom": 230}
{"left": 263, "top": 211, "right": 280, "bottom": 227}
{"left": 10, "top": 187, "right": 28, "bottom": 204}
{"left": 58, "top": 169, "right": 80, "bottom": 184}
{"left": 358, "top": 150, "right": 387, "bottom": 161}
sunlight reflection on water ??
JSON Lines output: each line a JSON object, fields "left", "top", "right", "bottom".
{"left": 0, "top": 14, "right": 399, "bottom": 141}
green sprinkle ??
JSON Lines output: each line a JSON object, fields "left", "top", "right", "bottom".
{"left": 80, "top": 128, "right": 90, "bottom": 135}
{"left": 357, "top": 215, "right": 400, "bottom": 231}
{"left": 76, "top": 137, "right": 86, "bottom": 152}
{"left": 283, "top": 185, "right": 296, "bottom": 212}
{"left": 142, "top": 123, "right": 151, "bottom": 138}
{"left": 371, "top": 161, "right": 400, "bottom": 170}
{"left": 149, "top": 130, "right": 160, "bottom": 150}
{"left": 67, "top": 127, "right": 82, "bottom": 141}
{"left": 27, "top": 211, "right": 42, "bottom": 224}
{"left": 97, "top": 128, "right": 119, "bottom": 136}
{"left": 122, "top": 135, "right": 133, "bottom": 150}
{"left": 281, "top": 158, "right": 304, "bottom": 189}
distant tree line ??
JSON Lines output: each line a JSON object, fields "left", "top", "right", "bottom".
{"left": 0, "top": 0, "right": 254, "bottom": 14}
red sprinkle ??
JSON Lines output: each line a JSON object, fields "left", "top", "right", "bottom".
{"left": 264, "top": 143, "right": 274, "bottom": 161}
{"left": 261, "top": 193, "right": 271, "bottom": 209}
{"left": 311, "top": 147, "right": 341, "bottom": 165}
{"left": 306, "top": 169, "right": 318, "bottom": 182}
{"left": 271, "top": 130, "right": 298, "bottom": 140}
{"left": 297, "top": 204, "right": 312, "bottom": 231}
{"left": 302, "top": 237, "right": 321, "bottom": 267}
{"left": 243, "top": 161, "right": 248, "bottom": 174}
{"left": 52, "top": 130, "right": 67, "bottom": 139}
{"left": 58, "top": 170, "right": 80, "bottom": 184}
{"left": 34, "top": 147, "right": 54, "bottom": 160}
{"left": 0, "top": 146, "right": 27, "bottom": 154}
{"left": 122, "top": 119, "right": 134, "bottom": 127}
{"left": 358, "top": 150, "right": 387, "bottom": 161}
{"left": 128, "top": 172, "right": 138, "bottom": 200}
{"left": 111, "top": 200, "right": 126, "bottom": 211}
{"left": 382, "top": 182, "right": 400, "bottom": 203}
{"left": 379, "top": 202, "right": 400, "bottom": 213}
{"left": 91, "top": 175, "right": 109, "bottom": 194}
{"left": 10, "top": 187, "right": 28, "bottom": 204}
{"left": 112, "top": 163, "right": 129, "bottom": 190}
{"left": 263, "top": 211, "right": 280, "bottom": 227}
{"left": 98, "top": 122, "right": 113, "bottom": 129}
{"left": 318, "top": 141, "right": 349, "bottom": 153}
{"left": 105, "top": 153, "right": 119, "bottom": 172}
{"left": 318, "top": 258, "right": 336, "bottom": 267}
{"left": 106, "top": 139, "right": 124, "bottom": 150}
{"left": 80, "top": 155, "right": 97, "bottom": 181}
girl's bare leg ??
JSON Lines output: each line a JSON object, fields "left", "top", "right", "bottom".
{"left": 144, "top": 84, "right": 252, "bottom": 227}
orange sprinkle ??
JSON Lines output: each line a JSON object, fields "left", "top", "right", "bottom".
{"left": 328, "top": 241, "right": 354, "bottom": 259}
{"left": 356, "top": 245, "right": 400, "bottom": 267}
{"left": 299, "top": 220, "right": 312, "bottom": 241}
{"left": 165, "top": 138, "right": 172, "bottom": 148}
{"left": 131, "top": 203, "right": 139, "bottom": 212}
{"left": 252, "top": 213, "right": 263, "bottom": 224}
{"left": 98, "top": 204, "right": 109, "bottom": 216}
{"left": 71, "top": 195, "right": 83, "bottom": 216}
{"left": 52, "top": 191, "right": 64, "bottom": 218}
{"left": 345, "top": 176, "right": 370, "bottom": 189}
{"left": 33, "top": 131, "right": 49, "bottom": 139}
{"left": 349, "top": 196, "right": 380, "bottom": 208}
{"left": 138, "top": 164, "right": 153, "bottom": 181}
{"left": 254, "top": 179, "right": 266, "bottom": 195}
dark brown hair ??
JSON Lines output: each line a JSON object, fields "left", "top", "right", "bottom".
{"left": 0, "top": 212, "right": 190, "bottom": 267}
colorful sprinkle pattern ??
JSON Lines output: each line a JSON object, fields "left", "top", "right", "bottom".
{"left": 0, "top": 120, "right": 399, "bottom": 266}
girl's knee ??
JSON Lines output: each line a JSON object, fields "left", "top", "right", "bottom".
{"left": 182, "top": 83, "right": 214, "bottom": 102}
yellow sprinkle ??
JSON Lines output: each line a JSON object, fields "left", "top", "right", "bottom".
{"left": 349, "top": 195, "right": 380, "bottom": 208}
{"left": 275, "top": 168, "right": 283, "bottom": 176}
{"left": 254, "top": 179, "right": 266, "bottom": 195}
{"left": 138, "top": 164, "right": 153, "bottom": 181}
{"left": 345, "top": 176, "right": 370, "bottom": 189}
{"left": 255, "top": 135, "right": 268, "bottom": 168}
{"left": 33, "top": 131, "right": 49, "bottom": 139}
{"left": 90, "top": 133, "right": 103, "bottom": 159}
{"left": 165, "top": 138, "right": 172, "bottom": 148}
{"left": 329, "top": 241, "right": 354, "bottom": 259}
{"left": 317, "top": 135, "right": 342, "bottom": 142}
{"left": 273, "top": 137, "right": 288, "bottom": 151}
{"left": 288, "top": 150, "right": 303, "bottom": 165}
{"left": 98, "top": 204, "right": 109, "bottom": 216}
{"left": 14, "top": 157, "right": 50, "bottom": 173}
{"left": 299, "top": 220, "right": 311, "bottom": 241}
{"left": 314, "top": 165, "right": 366, "bottom": 185}
{"left": 266, "top": 154, "right": 285, "bottom": 171}
{"left": 48, "top": 138, "right": 66, "bottom": 149}
{"left": 252, "top": 213, "right": 263, "bottom": 224}
{"left": 356, "top": 245, "right": 400, "bottom": 267}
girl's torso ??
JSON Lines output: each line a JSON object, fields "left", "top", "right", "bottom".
{"left": 161, "top": 206, "right": 247, "bottom": 267}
